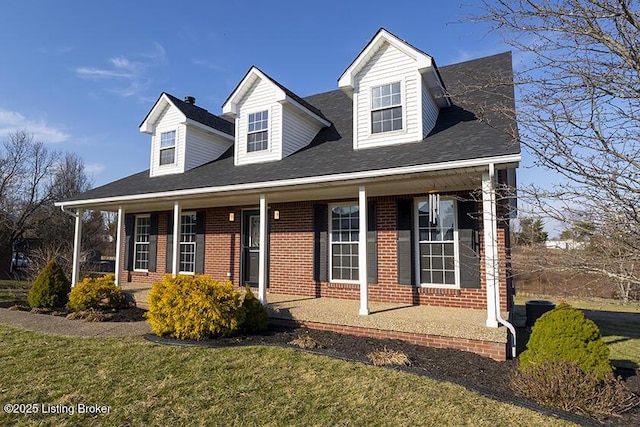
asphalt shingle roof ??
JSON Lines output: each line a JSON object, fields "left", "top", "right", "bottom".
{"left": 148, "top": 93, "right": 235, "bottom": 136}
{"left": 64, "top": 51, "right": 519, "bottom": 203}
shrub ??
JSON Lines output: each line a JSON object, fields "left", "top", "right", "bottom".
{"left": 512, "top": 360, "right": 640, "bottom": 416}
{"left": 27, "top": 260, "right": 71, "bottom": 308}
{"left": 519, "top": 303, "right": 612, "bottom": 378}
{"left": 367, "top": 347, "right": 411, "bottom": 367}
{"left": 66, "top": 274, "right": 123, "bottom": 312}
{"left": 240, "top": 286, "right": 269, "bottom": 334}
{"left": 146, "top": 275, "right": 245, "bottom": 340}
{"left": 289, "top": 335, "right": 324, "bottom": 349}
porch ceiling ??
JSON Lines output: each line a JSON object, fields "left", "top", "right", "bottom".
{"left": 76, "top": 166, "right": 487, "bottom": 214}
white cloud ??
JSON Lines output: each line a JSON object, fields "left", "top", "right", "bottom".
{"left": 75, "top": 42, "right": 167, "bottom": 99}
{"left": 192, "top": 58, "right": 223, "bottom": 72}
{"left": 0, "top": 109, "right": 69, "bottom": 143}
{"left": 84, "top": 163, "right": 106, "bottom": 176}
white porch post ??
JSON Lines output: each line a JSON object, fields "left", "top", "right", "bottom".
{"left": 482, "top": 166, "right": 499, "bottom": 328}
{"left": 114, "top": 206, "right": 124, "bottom": 286}
{"left": 258, "top": 194, "right": 268, "bottom": 304}
{"left": 71, "top": 208, "right": 83, "bottom": 287}
{"left": 172, "top": 201, "right": 181, "bottom": 277}
{"left": 358, "top": 186, "right": 369, "bottom": 315}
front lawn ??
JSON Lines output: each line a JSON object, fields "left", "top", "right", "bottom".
{"left": 0, "top": 326, "right": 574, "bottom": 426}
{"left": 0, "top": 279, "right": 30, "bottom": 306}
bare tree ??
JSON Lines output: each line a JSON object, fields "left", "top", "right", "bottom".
{"left": 472, "top": 0, "right": 640, "bottom": 301}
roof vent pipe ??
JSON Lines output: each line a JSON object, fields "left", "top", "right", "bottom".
{"left": 184, "top": 96, "right": 196, "bottom": 104}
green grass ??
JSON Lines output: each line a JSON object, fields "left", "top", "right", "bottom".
{"left": 0, "top": 326, "right": 574, "bottom": 427}
{"left": 0, "top": 279, "right": 30, "bottom": 304}
{"left": 515, "top": 295, "right": 640, "bottom": 369}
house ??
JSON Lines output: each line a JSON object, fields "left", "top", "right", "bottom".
{"left": 56, "top": 29, "right": 520, "bottom": 356}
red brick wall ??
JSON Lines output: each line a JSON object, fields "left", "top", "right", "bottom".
{"left": 118, "top": 194, "right": 511, "bottom": 312}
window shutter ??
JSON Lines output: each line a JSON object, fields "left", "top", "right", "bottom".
{"left": 195, "top": 211, "right": 206, "bottom": 274}
{"left": 458, "top": 199, "right": 481, "bottom": 289}
{"left": 165, "top": 213, "right": 173, "bottom": 273}
{"left": 148, "top": 214, "right": 158, "bottom": 272}
{"left": 367, "top": 200, "right": 378, "bottom": 284}
{"left": 313, "top": 204, "right": 328, "bottom": 282}
{"left": 396, "top": 199, "right": 414, "bottom": 285}
{"left": 124, "top": 214, "right": 135, "bottom": 271}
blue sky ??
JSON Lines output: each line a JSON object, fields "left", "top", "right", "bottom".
{"left": 1, "top": 0, "right": 544, "bottom": 220}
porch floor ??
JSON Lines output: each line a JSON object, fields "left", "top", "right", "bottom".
{"left": 121, "top": 283, "right": 507, "bottom": 345}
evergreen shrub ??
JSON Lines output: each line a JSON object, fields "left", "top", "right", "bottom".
{"left": 67, "top": 274, "right": 123, "bottom": 311}
{"left": 27, "top": 260, "right": 71, "bottom": 308}
{"left": 240, "top": 285, "right": 269, "bottom": 334}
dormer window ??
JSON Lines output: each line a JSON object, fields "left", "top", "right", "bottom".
{"left": 247, "top": 110, "right": 269, "bottom": 152}
{"left": 159, "top": 130, "right": 176, "bottom": 165}
{"left": 371, "top": 82, "right": 402, "bottom": 134}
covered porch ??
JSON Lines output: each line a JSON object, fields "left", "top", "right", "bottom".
{"left": 122, "top": 283, "right": 509, "bottom": 360}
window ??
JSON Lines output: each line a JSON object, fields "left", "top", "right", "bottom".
{"left": 134, "top": 216, "right": 150, "bottom": 271}
{"left": 247, "top": 110, "right": 269, "bottom": 152}
{"left": 371, "top": 82, "right": 402, "bottom": 133}
{"left": 179, "top": 212, "right": 197, "bottom": 274}
{"left": 416, "top": 198, "right": 457, "bottom": 286}
{"left": 330, "top": 205, "right": 359, "bottom": 281}
{"left": 159, "top": 130, "right": 176, "bottom": 165}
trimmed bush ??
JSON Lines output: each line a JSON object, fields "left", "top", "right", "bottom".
{"left": 519, "top": 303, "right": 612, "bottom": 378}
{"left": 67, "top": 274, "right": 123, "bottom": 312}
{"left": 146, "top": 275, "right": 245, "bottom": 340}
{"left": 27, "top": 260, "right": 71, "bottom": 308}
{"left": 240, "top": 286, "right": 269, "bottom": 334}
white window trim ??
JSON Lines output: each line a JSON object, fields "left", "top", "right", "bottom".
{"left": 159, "top": 129, "right": 177, "bottom": 167}
{"left": 413, "top": 197, "right": 461, "bottom": 289}
{"left": 246, "top": 109, "right": 270, "bottom": 154}
{"left": 367, "top": 78, "right": 407, "bottom": 138}
{"left": 133, "top": 214, "right": 150, "bottom": 272}
{"left": 179, "top": 211, "right": 197, "bottom": 275}
{"left": 328, "top": 202, "right": 360, "bottom": 284}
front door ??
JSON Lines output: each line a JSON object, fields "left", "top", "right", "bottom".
{"left": 242, "top": 210, "right": 261, "bottom": 286}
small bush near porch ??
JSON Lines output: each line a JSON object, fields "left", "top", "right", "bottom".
{"left": 146, "top": 275, "right": 268, "bottom": 340}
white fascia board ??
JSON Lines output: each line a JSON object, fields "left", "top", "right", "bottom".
{"left": 282, "top": 96, "right": 331, "bottom": 127}
{"left": 184, "top": 118, "right": 234, "bottom": 141}
{"left": 55, "top": 154, "right": 521, "bottom": 209}
{"left": 223, "top": 67, "right": 276, "bottom": 116}
{"left": 140, "top": 94, "right": 186, "bottom": 133}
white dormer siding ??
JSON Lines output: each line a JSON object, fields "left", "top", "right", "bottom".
{"left": 142, "top": 93, "right": 234, "bottom": 177}
{"left": 338, "top": 29, "right": 449, "bottom": 151}
{"left": 234, "top": 78, "right": 282, "bottom": 165}
{"left": 149, "top": 104, "right": 185, "bottom": 177}
{"left": 224, "top": 67, "right": 330, "bottom": 167}
{"left": 422, "top": 81, "right": 439, "bottom": 138}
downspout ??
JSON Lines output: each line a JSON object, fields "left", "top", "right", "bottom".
{"left": 488, "top": 163, "right": 517, "bottom": 358}
{"left": 60, "top": 205, "right": 79, "bottom": 218}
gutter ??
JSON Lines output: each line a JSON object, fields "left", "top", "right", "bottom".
{"left": 60, "top": 205, "right": 79, "bottom": 218}
{"left": 488, "top": 163, "right": 517, "bottom": 358}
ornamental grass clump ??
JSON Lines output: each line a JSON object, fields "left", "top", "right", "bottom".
{"left": 146, "top": 275, "right": 245, "bottom": 340}
{"left": 66, "top": 274, "right": 123, "bottom": 311}
{"left": 514, "top": 303, "right": 639, "bottom": 416}
{"left": 27, "top": 260, "right": 71, "bottom": 308}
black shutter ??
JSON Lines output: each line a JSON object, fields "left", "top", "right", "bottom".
{"left": 313, "top": 204, "right": 328, "bottom": 282}
{"left": 124, "top": 214, "right": 135, "bottom": 271}
{"left": 148, "top": 214, "right": 158, "bottom": 272}
{"left": 367, "top": 200, "right": 378, "bottom": 284}
{"left": 458, "top": 199, "right": 481, "bottom": 288}
{"left": 195, "top": 211, "right": 206, "bottom": 274}
{"left": 165, "top": 213, "right": 173, "bottom": 273}
{"left": 396, "top": 199, "right": 414, "bottom": 285}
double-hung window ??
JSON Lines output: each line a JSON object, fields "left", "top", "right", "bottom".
{"left": 371, "top": 81, "right": 402, "bottom": 133}
{"left": 247, "top": 110, "right": 269, "bottom": 152}
{"left": 416, "top": 198, "right": 458, "bottom": 287}
{"left": 159, "top": 130, "right": 176, "bottom": 165}
{"left": 134, "top": 215, "right": 150, "bottom": 271}
{"left": 330, "top": 205, "right": 359, "bottom": 281}
{"left": 179, "top": 212, "right": 197, "bottom": 274}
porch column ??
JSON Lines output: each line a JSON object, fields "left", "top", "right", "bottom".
{"left": 482, "top": 166, "right": 499, "bottom": 328}
{"left": 258, "top": 194, "right": 268, "bottom": 304}
{"left": 71, "top": 208, "right": 83, "bottom": 287}
{"left": 172, "top": 201, "right": 181, "bottom": 277}
{"left": 358, "top": 186, "right": 369, "bottom": 315}
{"left": 114, "top": 206, "right": 124, "bottom": 286}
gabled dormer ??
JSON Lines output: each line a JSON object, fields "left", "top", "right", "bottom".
{"left": 140, "top": 93, "right": 234, "bottom": 177}
{"left": 222, "top": 67, "right": 331, "bottom": 166}
{"left": 338, "top": 28, "right": 450, "bottom": 150}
